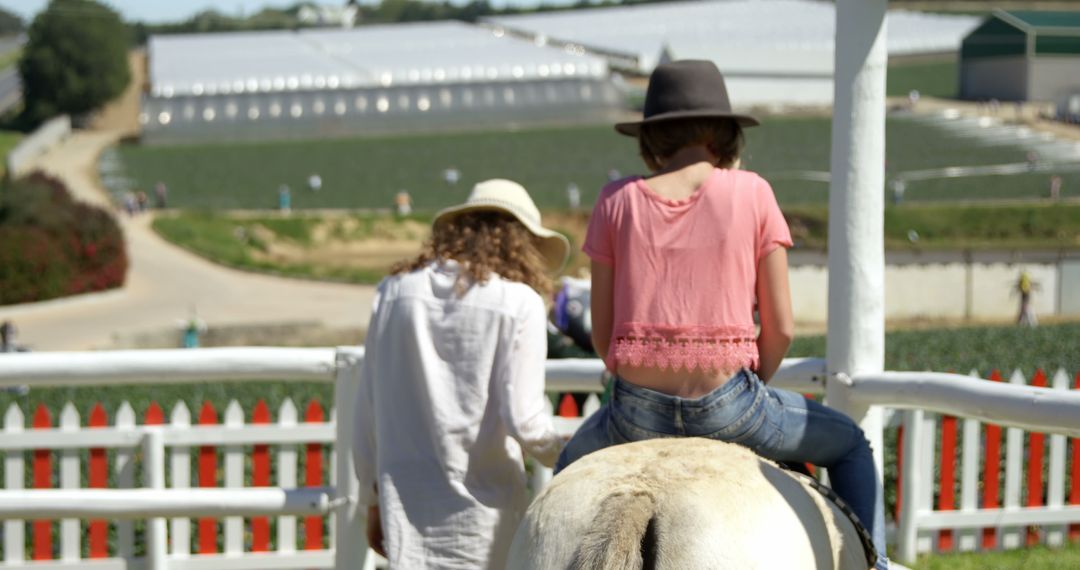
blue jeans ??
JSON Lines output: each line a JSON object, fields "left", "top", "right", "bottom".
{"left": 556, "top": 370, "right": 887, "bottom": 563}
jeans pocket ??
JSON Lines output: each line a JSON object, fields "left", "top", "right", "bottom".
{"left": 703, "top": 397, "right": 768, "bottom": 445}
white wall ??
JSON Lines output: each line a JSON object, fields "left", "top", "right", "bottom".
{"left": 1030, "top": 56, "right": 1080, "bottom": 103}
{"left": 790, "top": 259, "right": 1062, "bottom": 324}
{"left": 961, "top": 56, "right": 1028, "bottom": 101}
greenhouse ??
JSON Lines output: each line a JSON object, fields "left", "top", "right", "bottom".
{"left": 485, "top": 0, "right": 980, "bottom": 108}
{"left": 960, "top": 10, "right": 1080, "bottom": 106}
{"left": 141, "top": 21, "right": 621, "bottom": 143}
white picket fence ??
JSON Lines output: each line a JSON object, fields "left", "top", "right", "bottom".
{"left": 0, "top": 348, "right": 1077, "bottom": 568}
{"left": 896, "top": 368, "right": 1080, "bottom": 562}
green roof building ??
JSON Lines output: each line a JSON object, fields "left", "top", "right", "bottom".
{"left": 960, "top": 10, "right": 1080, "bottom": 105}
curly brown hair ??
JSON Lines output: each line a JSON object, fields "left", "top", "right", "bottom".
{"left": 638, "top": 117, "right": 744, "bottom": 172}
{"left": 391, "top": 211, "right": 553, "bottom": 297}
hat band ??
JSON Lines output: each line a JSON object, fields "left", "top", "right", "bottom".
{"left": 461, "top": 197, "right": 542, "bottom": 228}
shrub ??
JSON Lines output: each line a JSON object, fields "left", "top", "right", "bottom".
{"left": 0, "top": 172, "right": 127, "bottom": 304}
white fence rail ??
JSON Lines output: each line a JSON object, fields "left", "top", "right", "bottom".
{"left": 0, "top": 348, "right": 1076, "bottom": 567}
{"left": 5, "top": 115, "right": 71, "bottom": 179}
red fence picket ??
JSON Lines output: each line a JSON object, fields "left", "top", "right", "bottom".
{"left": 557, "top": 394, "right": 578, "bottom": 418}
{"left": 938, "top": 415, "right": 958, "bottom": 552}
{"left": 305, "top": 400, "right": 326, "bottom": 550}
{"left": 982, "top": 370, "right": 1004, "bottom": 550}
{"left": 198, "top": 402, "right": 219, "bottom": 554}
{"left": 895, "top": 423, "right": 905, "bottom": 524}
{"left": 32, "top": 404, "right": 52, "bottom": 560}
{"left": 88, "top": 404, "right": 109, "bottom": 558}
{"left": 1026, "top": 370, "right": 1047, "bottom": 546}
{"left": 1071, "top": 372, "right": 1080, "bottom": 543}
{"left": 251, "top": 400, "right": 272, "bottom": 552}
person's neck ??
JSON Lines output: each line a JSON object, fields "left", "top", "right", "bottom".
{"left": 655, "top": 146, "right": 717, "bottom": 176}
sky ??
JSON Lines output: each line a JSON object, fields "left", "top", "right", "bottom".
{"left": 0, "top": 1, "right": 399, "bottom": 24}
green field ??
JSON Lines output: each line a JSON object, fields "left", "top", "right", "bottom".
{"left": 107, "top": 115, "right": 1076, "bottom": 211}
{"left": 887, "top": 55, "right": 959, "bottom": 99}
{"left": 0, "top": 130, "right": 20, "bottom": 177}
{"left": 913, "top": 543, "right": 1080, "bottom": 570}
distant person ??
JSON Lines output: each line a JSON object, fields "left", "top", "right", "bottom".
{"left": 1, "top": 321, "right": 19, "bottom": 352}
{"left": 181, "top": 312, "right": 207, "bottom": 348}
{"left": 354, "top": 179, "right": 568, "bottom": 568}
{"left": 907, "top": 89, "right": 920, "bottom": 109}
{"left": 308, "top": 173, "right": 322, "bottom": 192}
{"left": 1027, "top": 150, "right": 1040, "bottom": 172}
{"left": 122, "top": 191, "right": 137, "bottom": 216}
{"left": 442, "top": 167, "right": 461, "bottom": 186}
{"left": 607, "top": 168, "right": 622, "bottom": 181}
{"left": 136, "top": 191, "right": 149, "bottom": 213}
{"left": 1050, "top": 175, "right": 1063, "bottom": 201}
{"left": 278, "top": 184, "right": 292, "bottom": 213}
{"left": 1015, "top": 270, "right": 1040, "bottom": 327}
{"left": 394, "top": 190, "right": 412, "bottom": 216}
{"left": 154, "top": 181, "right": 168, "bottom": 209}
{"left": 566, "top": 182, "right": 581, "bottom": 211}
{"left": 891, "top": 178, "right": 906, "bottom": 205}
{"left": 1, "top": 321, "right": 30, "bottom": 394}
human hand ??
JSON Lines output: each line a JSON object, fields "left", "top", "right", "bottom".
{"left": 366, "top": 504, "right": 387, "bottom": 557}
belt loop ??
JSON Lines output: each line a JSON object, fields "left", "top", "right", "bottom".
{"left": 674, "top": 401, "right": 684, "bottom": 435}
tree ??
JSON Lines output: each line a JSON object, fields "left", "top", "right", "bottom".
{"left": 18, "top": 0, "right": 130, "bottom": 126}
{"left": 0, "top": 7, "right": 23, "bottom": 35}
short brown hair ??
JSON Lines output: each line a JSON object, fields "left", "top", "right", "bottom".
{"left": 638, "top": 117, "right": 744, "bottom": 172}
{"left": 392, "top": 211, "right": 552, "bottom": 296}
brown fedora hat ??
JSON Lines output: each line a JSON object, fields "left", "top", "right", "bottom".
{"left": 615, "top": 59, "right": 759, "bottom": 137}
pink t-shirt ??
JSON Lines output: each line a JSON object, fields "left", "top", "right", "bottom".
{"left": 583, "top": 168, "right": 793, "bottom": 373}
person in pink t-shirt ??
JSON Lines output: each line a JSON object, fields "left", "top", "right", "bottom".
{"left": 556, "top": 60, "right": 888, "bottom": 569}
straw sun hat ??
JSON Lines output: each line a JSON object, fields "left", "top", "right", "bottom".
{"left": 433, "top": 179, "right": 570, "bottom": 273}
{"left": 615, "top": 59, "right": 760, "bottom": 137}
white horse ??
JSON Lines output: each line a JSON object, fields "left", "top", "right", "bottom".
{"left": 508, "top": 438, "right": 873, "bottom": 570}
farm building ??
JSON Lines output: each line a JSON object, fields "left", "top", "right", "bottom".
{"left": 141, "top": 21, "right": 620, "bottom": 143}
{"left": 485, "top": 0, "right": 979, "bottom": 108}
{"left": 959, "top": 10, "right": 1080, "bottom": 109}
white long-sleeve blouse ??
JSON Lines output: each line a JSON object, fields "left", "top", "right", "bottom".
{"left": 353, "top": 260, "right": 561, "bottom": 569}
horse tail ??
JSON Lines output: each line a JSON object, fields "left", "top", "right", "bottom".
{"left": 568, "top": 490, "right": 659, "bottom": 570}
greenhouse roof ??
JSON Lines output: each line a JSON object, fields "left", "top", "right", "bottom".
{"left": 149, "top": 21, "right": 609, "bottom": 98}
{"left": 998, "top": 10, "right": 1080, "bottom": 32}
{"left": 484, "top": 0, "right": 980, "bottom": 73}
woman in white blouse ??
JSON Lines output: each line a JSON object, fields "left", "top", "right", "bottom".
{"left": 354, "top": 179, "right": 570, "bottom": 568}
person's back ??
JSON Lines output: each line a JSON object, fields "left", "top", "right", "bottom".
{"left": 354, "top": 180, "right": 570, "bottom": 568}
{"left": 559, "top": 60, "right": 889, "bottom": 569}
{"left": 362, "top": 263, "right": 552, "bottom": 568}
{"left": 588, "top": 161, "right": 789, "bottom": 396}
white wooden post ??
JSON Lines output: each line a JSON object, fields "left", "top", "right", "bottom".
{"left": 916, "top": 413, "right": 937, "bottom": 555}
{"left": 329, "top": 405, "right": 338, "bottom": 550}
{"left": 1046, "top": 368, "right": 1070, "bottom": 546}
{"left": 144, "top": 428, "right": 168, "bottom": 570}
{"left": 170, "top": 402, "right": 192, "bottom": 557}
{"left": 278, "top": 398, "right": 299, "bottom": 552}
{"left": 897, "top": 409, "right": 924, "bottom": 564}
{"left": 334, "top": 348, "right": 369, "bottom": 568}
{"left": 115, "top": 402, "right": 136, "bottom": 559}
{"left": 827, "top": 0, "right": 888, "bottom": 552}
{"left": 224, "top": 400, "right": 245, "bottom": 555}
{"left": 1001, "top": 369, "right": 1026, "bottom": 549}
{"left": 4, "top": 404, "right": 24, "bottom": 563}
{"left": 959, "top": 375, "right": 981, "bottom": 553}
{"left": 59, "top": 403, "right": 81, "bottom": 562}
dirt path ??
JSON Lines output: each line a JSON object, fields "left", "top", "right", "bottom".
{"left": 0, "top": 131, "right": 376, "bottom": 351}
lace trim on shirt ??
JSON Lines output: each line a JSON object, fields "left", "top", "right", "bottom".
{"left": 611, "top": 324, "right": 759, "bottom": 372}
